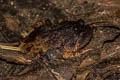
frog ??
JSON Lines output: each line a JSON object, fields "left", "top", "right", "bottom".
{"left": 0, "top": 18, "right": 93, "bottom": 76}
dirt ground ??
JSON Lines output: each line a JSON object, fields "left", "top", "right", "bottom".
{"left": 0, "top": 0, "right": 120, "bottom": 80}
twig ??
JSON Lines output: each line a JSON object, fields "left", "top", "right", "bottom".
{"left": 0, "top": 44, "right": 21, "bottom": 51}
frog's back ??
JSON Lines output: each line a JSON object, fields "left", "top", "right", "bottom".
{"left": 40, "top": 20, "right": 93, "bottom": 53}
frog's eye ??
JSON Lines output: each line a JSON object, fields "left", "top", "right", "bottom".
{"left": 77, "top": 19, "right": 85, "bottom": 26}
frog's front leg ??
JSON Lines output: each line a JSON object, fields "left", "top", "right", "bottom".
{"left": 0, "top": 43, "right": 32, "bottom": 64}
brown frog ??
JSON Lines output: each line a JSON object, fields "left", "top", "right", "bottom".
{"left": 0, "top": 19, "right": 93, "bottom": 65}
{"left": 0, "top": 17, "right": 94, "bottom": 76}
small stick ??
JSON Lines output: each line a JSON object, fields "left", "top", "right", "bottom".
{"left": 0, "top": 44, "right": 21, "bottom": 51}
